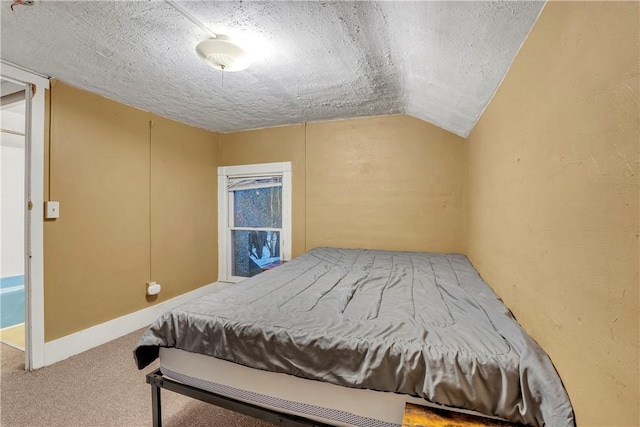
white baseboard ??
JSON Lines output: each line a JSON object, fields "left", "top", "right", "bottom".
{"left": 43, "top": 282, "right": 229, "bottom": 367}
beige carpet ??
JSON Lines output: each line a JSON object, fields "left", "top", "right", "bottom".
{"left": 0, "top": 328, "right": 275, "bottom": 426}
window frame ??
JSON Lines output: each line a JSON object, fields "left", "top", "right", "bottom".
{"left": 217, "top": 162, "right": 291, "bottom": 283}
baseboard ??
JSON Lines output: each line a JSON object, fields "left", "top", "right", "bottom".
{"left": 43, "top": 282, "right": 229, "bottom": 367}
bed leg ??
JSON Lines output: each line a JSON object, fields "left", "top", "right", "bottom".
{"left": 151, "top": 382, "right": 162, "bottom": 427}
{"left": 147, "top": 369, "right": 163, "bottom": 427}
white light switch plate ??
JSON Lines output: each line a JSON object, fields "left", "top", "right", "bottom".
{"left": 45, "top": 201, "right": 60, "bottom": 219}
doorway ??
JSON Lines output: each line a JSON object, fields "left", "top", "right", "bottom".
{"left": 0, "top": 78, "right": 28, "bottom": 352}
{"left": 0, "top": 62, "right": 48, "bottom": 370}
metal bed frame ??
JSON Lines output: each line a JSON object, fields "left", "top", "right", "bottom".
{"left": 146, "top": 368, "right": 335, "bottom": 427}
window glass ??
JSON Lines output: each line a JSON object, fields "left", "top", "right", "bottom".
{"left": 233, "top": 186, "right": 282, "bottom": 228}
{"left": 232, "top": 230, "right": 281, "bottom": 277}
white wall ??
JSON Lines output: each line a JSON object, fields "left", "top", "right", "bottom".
{"left": 1, "top": 106, "right": 26, "bottom": 278}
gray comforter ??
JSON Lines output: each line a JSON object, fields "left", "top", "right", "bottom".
{"left": 134, "top": 247, "right": 575, "bottom": 426}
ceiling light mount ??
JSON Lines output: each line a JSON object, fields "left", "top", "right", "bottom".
{"left": 163, "top": 1, "right": 252, "bottom": 72}
{"left": 196, "top": 36, "right": 252, "bottom": 72}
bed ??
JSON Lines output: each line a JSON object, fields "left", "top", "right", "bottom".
{"left": 134, "top": 247, "right": 575, "bottom": 427}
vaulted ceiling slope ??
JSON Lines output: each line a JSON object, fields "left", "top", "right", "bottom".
{"left": 1, "top": 1, "right": 544, "bottom": 137}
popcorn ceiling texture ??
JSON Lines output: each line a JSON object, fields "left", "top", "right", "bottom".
{"left": 1, "top": 1, "right": 544, "bottom": 137}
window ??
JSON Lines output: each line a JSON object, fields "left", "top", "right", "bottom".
{"left": 218, "top": 162, "right": 291, "bottom": 282}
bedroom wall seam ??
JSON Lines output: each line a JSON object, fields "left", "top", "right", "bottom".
{"left": 303, "top": 121, "right": 308, "bottom": 253}
{"left": 148, "top": 118, "right": 153, "bottom": 282}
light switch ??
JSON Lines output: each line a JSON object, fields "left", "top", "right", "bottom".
{"left": 45, "top": 201, "right": 60, "bottom": 219}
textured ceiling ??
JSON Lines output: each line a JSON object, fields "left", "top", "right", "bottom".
{"left": 0, "top": 1, "right": 544, "bottom": 137}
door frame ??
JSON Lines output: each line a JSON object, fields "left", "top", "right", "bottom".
{"left": 1, "top": 62, "right": 49, "bottom": 370}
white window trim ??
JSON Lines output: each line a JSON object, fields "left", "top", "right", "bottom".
{"left": 218, "top": 162, "right": 291, "bottom": 283}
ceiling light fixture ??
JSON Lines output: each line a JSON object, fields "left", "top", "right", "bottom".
{"left": 196, "top": 37, "right": 252, "bottom": 72}
{"left": 164, "top": 0, "right": 252, "bottom": 72}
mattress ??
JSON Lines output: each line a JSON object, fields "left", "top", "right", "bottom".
{"left": 135, "top": 247, "right": 575, "bottom": 426}
{"left": 159, "top": 347, "right": 508, "bottom": 427}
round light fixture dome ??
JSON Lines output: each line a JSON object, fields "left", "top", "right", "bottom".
{"left": 195, "top": 36, "right": 251, "bottom": 72}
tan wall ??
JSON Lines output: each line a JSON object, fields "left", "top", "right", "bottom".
{"left": 219, "top": 116, "right": 466, "bottom": 256}
{"left": 44, "top": 82, "right": 218, "bottom": 341}
{"left": 149, "top": 115, "right": 218, "bottom": 301}
{"left": 306, "top": 115, "right": 466, "bottom": 253}
{"left": 467, "top": 2, "right": 639, "bottom": 425}
{"left": 218, "top": 125, "right": 307, "bottom": 257}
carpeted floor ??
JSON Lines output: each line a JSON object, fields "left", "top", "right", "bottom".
{"left": 0, "top": 328, "right": 275, "bottom": 426}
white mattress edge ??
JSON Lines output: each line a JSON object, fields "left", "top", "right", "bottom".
{"left": 158, "top": 347, "right": 501, "bottom": 426}
{"left": 159, "top": 347, "right": 431, "bottom": 426}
